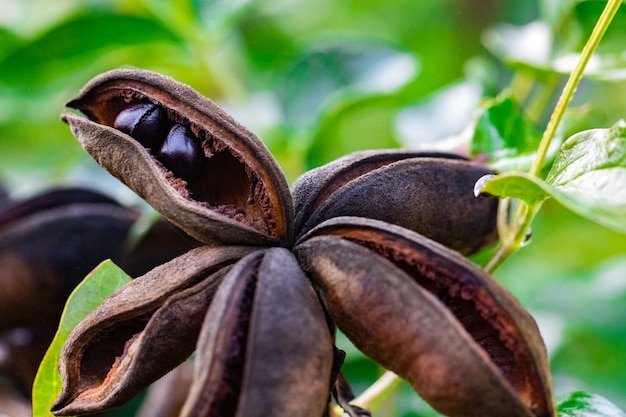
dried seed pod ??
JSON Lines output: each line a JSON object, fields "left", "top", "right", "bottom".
{"left": 0, "top": 188, "right": 201, "bottom": 331}
{"left": 157, "top": 124, "right": 205, "bottom": 182}
{"left": 295, "top": 217, "right": 555, "bottom": 417}
{"left": 52, "top": 246, "right": 256, "bottom": 416}
{"left": 0, "top": 188, "right": 121, "bottom": 230}
{"left": 0, "top": 189, "right": 138, "bottom": 330}
{"left": 0, "top": 187, "right": 203, "bottom": 399}
{"left": 180, "top": 248, "right": 334, "bottom": 417}
{"left": 113, "top": 102, "right": 170, "bottom": 149}
{"left": 292, "top": 149, "right": 465, "bottom": 232}
{"left": 292, "top": 151, "right": 498, "bottom": 255}
{"left": 62, "top": 69, "right": 294, "bottom": 247}
{"left": 57, "top": 69, "right": 551, "bottom": 417}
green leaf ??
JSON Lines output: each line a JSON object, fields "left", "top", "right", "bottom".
{"left": 475, "top": 121, "right": 626, "bottom": 234}
{"left": 0, "top": 27, "right": 21, "bottom": 61}
{"left": 547, "top": 121, "right": 626, "bottom": 187}
{"left": 474, "top": 172, "right": 550, "bottom": 209}
{"left": 558, "top": 392, "right": 626, "bottom": 417}
{"left": 237, "top": 14, "right": 298, "bottom": 74}
{"left": 476, "top": 171, "right": 626, "bottom": 234}
{"left": 547, "top": 121, "right": 626, "bottom": 232}
{"left": 0, "top": 12, "right": 181, "bottom": 88}
{"left": 31, "top": 260, "right": 132, "bottom": 417}
{"left": 470, "top": 92, "right": 541, "bottom": 160}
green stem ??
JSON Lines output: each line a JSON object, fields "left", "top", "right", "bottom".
{"left": 484, "top": 243, "right": 513, "bottom": 274}
{"left": 485, "top": 0, "right": 621, "bottom": 272}
{"left": 485, "top": 199, "right": 535, "bottom": 274}
{"left": 510, "top": 71, "right": 535, "bottom": 105}
{"left": 528, "top": 0, "right": 622, "bottom": 177}
{"left": 332, "top": 371, "right": 401, "bottom": 416}
{"left": 352, "top": 371, "right": 401, "bottom": 411}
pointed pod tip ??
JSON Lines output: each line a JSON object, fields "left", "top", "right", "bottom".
{"left": 65, "top": 98, "right": 80, "bottom": 109}
{"left": 49, "top": 399, "right": 69, "bottom": 416}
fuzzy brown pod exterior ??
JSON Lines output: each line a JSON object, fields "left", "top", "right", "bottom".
{"left": 295, "top": 217, "right": 555, "bottom": 417}
{"left": 53, "top": 68, "right": 555, "bottom": 417}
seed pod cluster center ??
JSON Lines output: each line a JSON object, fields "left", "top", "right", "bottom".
{"left": 56, "top": 69, "right": 556, "bottom": 417}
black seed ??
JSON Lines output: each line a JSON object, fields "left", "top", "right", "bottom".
{"left": 113, "top": 103, "right": 169, "bottom": 150}
{"left": 157, "top": 124, "right": 205, "bottom": 182}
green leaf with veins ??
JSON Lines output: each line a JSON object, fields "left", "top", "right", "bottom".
{"left": 471, "top": 92, "right": 541, "bottom": 157}
{"left": 547, "top": 121, "right": 626, "bottom": 186}
{"left": 475, "top": 120, "right": 626, "bottom": 234}
{"left": 557, "top": 391, "right": 626, "bottom": 417}
{"left": 31, "top": 260, "right": 131, "bottom": 417}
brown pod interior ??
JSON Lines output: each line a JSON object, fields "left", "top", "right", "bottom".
{"left": 52, "top": 271, "right": 225, "bottom": 416}
{"left": 52, "top": 245, "right": 255, "bottom": 415}
{"left": 65, "top": 72, "right": 290, "bottom": 243}
{"left": 68, "top": 92, "right": 277, "bottom": 236}
{"left": 183, "top": 249, "right": 333, "bottom": 417}
{"left": 300, "top": 218, "right": 553, "bottom": 417}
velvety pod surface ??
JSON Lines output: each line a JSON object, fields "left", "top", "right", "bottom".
{"left": 53, "top": 68, "right": 555, "bottom": 417}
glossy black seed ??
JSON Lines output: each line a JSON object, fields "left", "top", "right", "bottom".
{"left": 157, "top": 124, "right": 205, "bottom": 182}
{"left": 113, "top": 103, "right": 169, "bottom": 150}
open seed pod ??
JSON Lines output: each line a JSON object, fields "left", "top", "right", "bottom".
{"left": 54, "top": 69, "right": 539, "bottom": 417}
{"left": 295, "top": 217, "right": 555, "bottom": 417}
{"left": 52, "top": 246, "right": 255, "bottom": 415}
{"left": 292, "top": 150, "right": 498, "bottom": 255}
{"left": 180, "top": 248, "right": 333, "bottom": 417}
{"left": 62, "top": 69, "right": 294, "bottom": 247}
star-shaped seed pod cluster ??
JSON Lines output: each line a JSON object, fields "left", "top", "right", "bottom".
{"left": 53, "top": 69, "right": 556, "bottom": 417}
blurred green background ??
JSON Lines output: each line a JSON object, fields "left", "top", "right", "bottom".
{"left": 1, "top": 0, "right": 626, "bottom": 416}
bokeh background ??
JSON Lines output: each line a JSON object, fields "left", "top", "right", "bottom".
{"left": 1, "top": 0, "right": 626, "bottom": 416}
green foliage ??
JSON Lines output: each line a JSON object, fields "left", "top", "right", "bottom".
{"left": 484, "top": 0, "right": 626, "bottom": 81}
{"left": 557, "top": 392, "right": 626, "bottom": 417}
{"left": 573, "top": 1, "right": 626, "bottom": 54}
{"left": 476, "top": 120, "right": 626, "bottom": 233}
{"left": 0, "top": 13, "right": 181, "bottom": 88}
{"left": 31, "top": 261, "right": 131, "bottom": 417}
{"left": 470, "top": 92, "right": 542, "bottom": 168}
{"left": 1, "top": 0, "right": 625, "bottom": 415}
